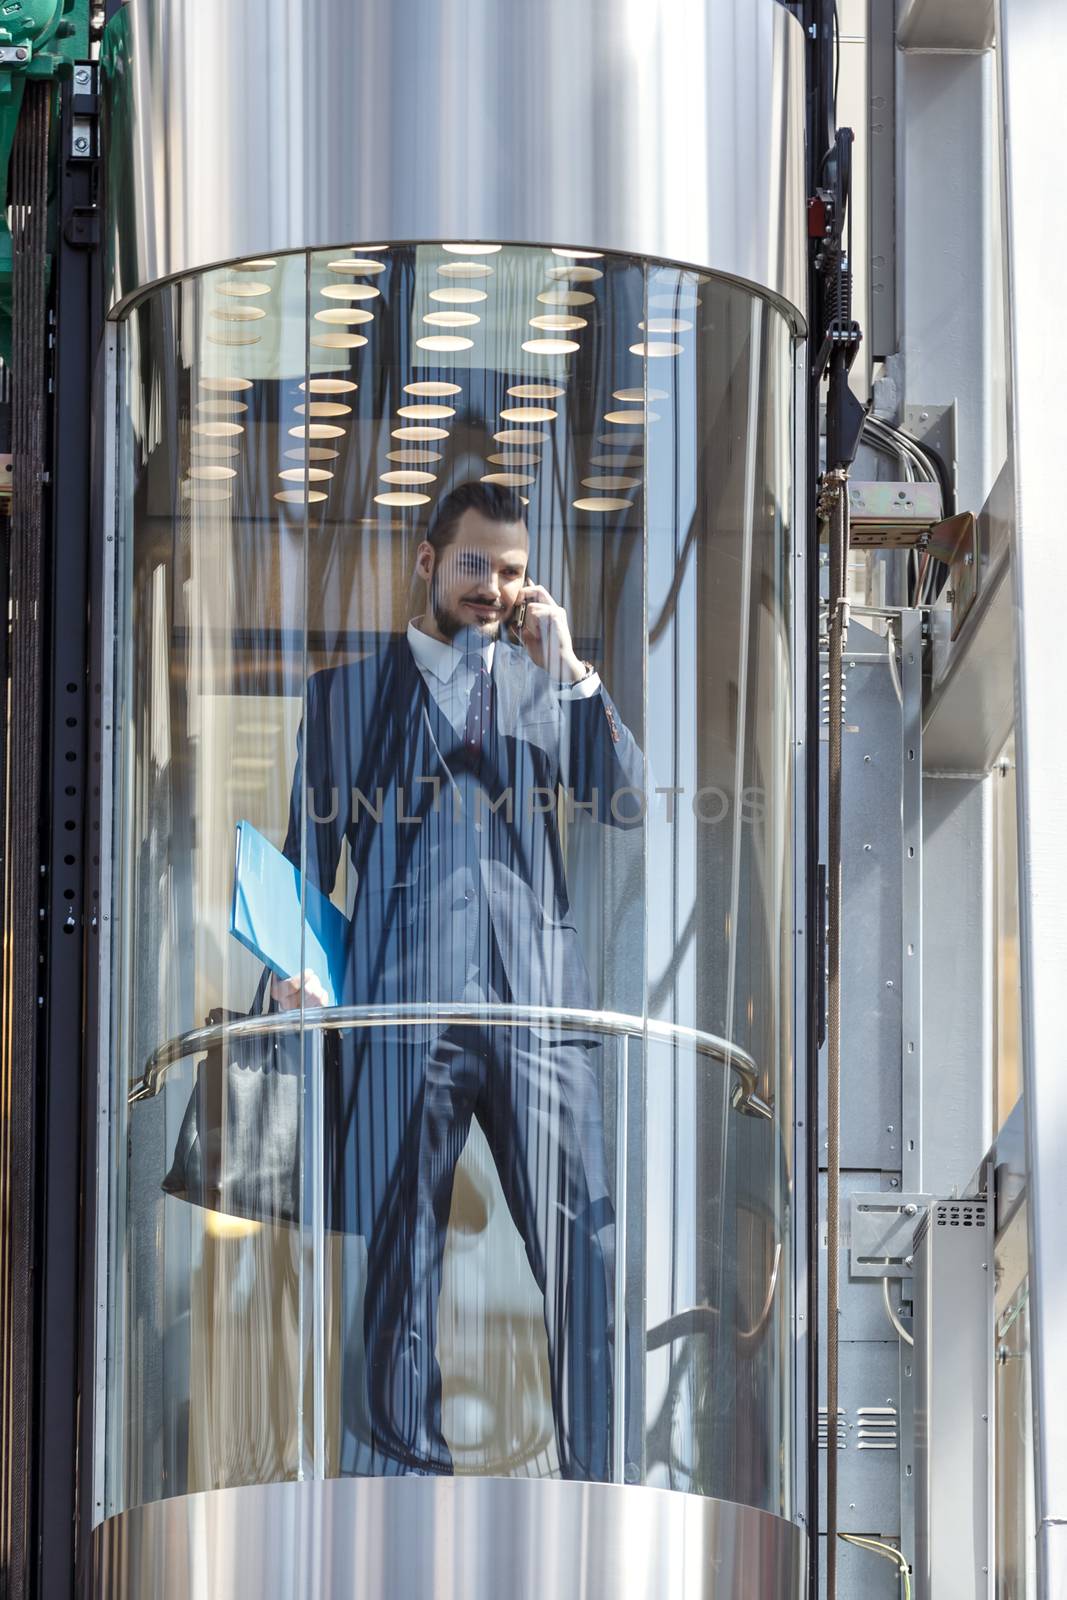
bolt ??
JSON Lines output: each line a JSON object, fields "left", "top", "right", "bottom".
{"left": 886, "top": 978, "right": 895, "bottom": 989}
{"left": 905, "top": 1253, "right": 913, "bottom": 1266}
{"left": 75, "top": 66, "right": 90, "bottom": 86}
{"left": 74, "top": 135, "right": 89, "bottom": 154}
{"left": 890, "top": 1177, "right": 900, "bottom": 1189}
{"left": 863, "top": 842, "right": 872, "bottom": 852}
{"left": 905, "top": 1203, "right": 917, "bottom": 1215}
{"left": 920, "top": 410, "right": 930, "bottom": 422}
{"left": 16, "top": 46, "right": 27, "bottom": 60}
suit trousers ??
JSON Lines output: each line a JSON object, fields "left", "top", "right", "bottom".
{"left": 322, "top": 1020, "right": 616, "bottom": 1482}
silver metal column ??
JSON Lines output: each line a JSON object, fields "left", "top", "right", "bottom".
{"left": 90, "top": 1479, "right": 806, "bottom": 1600}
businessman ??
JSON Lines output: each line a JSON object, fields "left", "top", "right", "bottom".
{"left": 275, "top": 480, "right": 643, "bottom": 1480}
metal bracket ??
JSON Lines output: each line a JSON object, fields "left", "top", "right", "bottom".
{"left": 849, "top": 1192, "right": 932, "bottom": 1278}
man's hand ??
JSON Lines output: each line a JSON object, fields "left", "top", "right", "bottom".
{"left": 515, "top": 584, "right": 585, "bottom": 683}
{"left": 271, "top": 968, "right": 331, "bottom": 1011}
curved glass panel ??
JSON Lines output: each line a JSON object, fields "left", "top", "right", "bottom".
{"left": 103, "top": 243, "right": 794, "bottom": 1521}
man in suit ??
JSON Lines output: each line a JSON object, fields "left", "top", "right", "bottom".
{"left": 274, "top": 480, "right": 642, "bottom": 1481}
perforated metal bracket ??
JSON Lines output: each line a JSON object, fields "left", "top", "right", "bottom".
{"left": 849, "top": 1192, "right": 932, "bottom": 1278}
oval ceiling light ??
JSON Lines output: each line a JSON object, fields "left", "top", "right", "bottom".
{"left": 494, "top": 428, "right": 549, "bottom": 445}
{"left": 375, "top": 490, "right": 431, "bottom": 506}
{"left": 311, "top": 333, "right": 368, "bottom": 349}
{"left": 529, "top": 314, "right": 587, "bottom": 331}
{"left": 613, "top": 387, "right": 668, "bottom": 403}
{"left": 278, "top": 466, "right": 334, "bottom": 482}
{"left": 417, "top": 335, "right": 474, "bottom": 351}
{"left": 289, "top": 422, "right": 346, "bottom": 439}
{"left": 181, "top": 482, "right": 232, "bottom": 501}
{"left": 275, "top": 489, "right": 328, "bottom": 504}
{"left": 191, "top": 441, "right": 240, "bottom": 458}
{"left": 582, "top": 474, "right": 640, "bottom": 490}
{"left": 551, "top": 248, "right": 603, "bottom": 259}
{"left": 207, "top": 332, "right": 260, "bottom": 346}
{"left": 301, "top": 377, "right": 357, "bottom": 393}
{"left": 629, "top": 341, "right": 684, "bottom": 358}
{"left": 232, "top": 258, "right": 277, "bottom": 271}
{"left": 500, "top": 405, "right": 557, "bottom": 423}
{"left": 381, "top": 469, "right": 437, "bottom": 485}
{"left": 423, "top": 311, "right": 480, "bottom": 328}
{"left": 196, "top": 399, "right": 248, "bottom": 415}
{"left": 404, "top": 380, "right": 461, "bottom": 396}
{"left": 320, "top": 282, "right": 380, "bottom": 301}
{"left": 482, "top": 472, "right": 534, "bottom": 487}
{"left": 295, "top": 401, "right": 352, "bottom": 416}
{"left": 193, "top": 421, "right": 243, "bottom": 437}
{"left": 199, "top": 375, "right": 253, "bottom": 392}
{"left": 315, "top": 307, "right": 374, "bottom": 325}
{"left": 210, "top": 306, "right": 267, "bottom": 322}
{"left": 397, "top": 402, "right": 455, "bottom": 419}
{"left": 596, "top": 431, "right": 643, "bottom": 446}
{"left": 507, "top": 383, "right": 564, "bottom": 400}
{"left": 522, "top": 338, "right": 580, "bottom": 355}
{"left": 393, "top": 424, "right": 449, "bottom": 440}
{"left": 573, "top": 496, "right": 633, "bottom": 512}
{"left": 285, "top": 446, "right": 339, "bottom": 461}
{"left": 327, "top": 257, "right": 386, "bottom": 274}
{"left": 430, "top": 286, "right": 488, "bottom": 305}
{"left": 441, "top": 242, "right": 502, "bottom": 254}
{"left": 536, "top": 289, "right": 594, "bottom": 307}
{"left": 639, "top": 317, "right": 693, "bottom": 334}
{"left": 388, "top": 447, "right": 443, "bottom": 463}
{"left": 215, "top": 281, "right": 271, "bottom": 298}
{"left": 437, "top": 261, "right": 494, "bottom": 278}
{"left": 603, "top": 409, "right": 659, "bottom": 425}
{"left": 488, "top": 451, "right": 541, "bottom": 466}
{"left": 546, "top": 264, "right": 603, "bottom": 283}
{"left": 188, "top": 464, "right": 237, "bottom": 481}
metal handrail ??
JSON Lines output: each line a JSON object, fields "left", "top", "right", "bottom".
{"left": 131, "top": 1002, "right": 771, "bottom": 1117}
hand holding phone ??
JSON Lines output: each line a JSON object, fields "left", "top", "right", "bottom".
{"left": 512, "top": 582, "right": 586, "bottom": 683}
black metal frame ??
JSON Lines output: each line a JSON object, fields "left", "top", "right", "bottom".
{"left": 33, "top": 65, "right": 103, "bottom": 1600}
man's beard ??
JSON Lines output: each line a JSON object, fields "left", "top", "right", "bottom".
{"left": 431, "top": 585, "right": 507, "bottom": 642}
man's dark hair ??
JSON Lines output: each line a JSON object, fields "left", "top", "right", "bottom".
{"left": 425, "top": 480, "right": 527, "bottom": 554}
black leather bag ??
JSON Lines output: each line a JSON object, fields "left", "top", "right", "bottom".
{"left": 162, "top": 973, "right": 302, "bottom": 1226}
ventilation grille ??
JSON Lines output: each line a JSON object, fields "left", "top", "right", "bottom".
{"left": 935, "top": 1201, "right": 987, "bottom": 1229}
{"left": 856, "top": 1406, "right": 898, "bottom": 1451}
{"left": 817, "top": 1407, "right": 847, "bottom": 1450}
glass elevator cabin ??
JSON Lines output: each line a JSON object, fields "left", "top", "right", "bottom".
{"left": 90, "top": 2, "right": 808, "bottom": 1595}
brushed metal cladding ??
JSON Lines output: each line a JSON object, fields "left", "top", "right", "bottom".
{"left": 100, "top": 0, "right": 807, "bottom": 325}
{"left": 89, "top": 1478, "right": 807, "bottom": 1600}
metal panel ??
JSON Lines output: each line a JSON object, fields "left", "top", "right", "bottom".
{"left": 89, "top": 1479, "right": 807, "bottom": 1600}
{"left": 898, "top": 0, "right": 995, "bottom": 50}
{"left": 913, "top": 1201, "right": 994, "bottom": 1600}
{"left": 99, "top": 0, "right": 807, "bottom": 325}
{"left": 996, "top": 0, "right": 1067, "bottom": 1589}
{"left": 867, "top": 0, "right": 897, "bottom": 362}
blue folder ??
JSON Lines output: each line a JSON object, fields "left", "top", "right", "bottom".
{"left": 230, "top": 819, "right": 350, "bottom": 1005}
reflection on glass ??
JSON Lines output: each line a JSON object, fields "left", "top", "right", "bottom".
{"left": 107, "top": 243, "right": 794, "bottom": 1521}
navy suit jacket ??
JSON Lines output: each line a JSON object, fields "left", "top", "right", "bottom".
{"left": 282, "top": 635, "right": 643, "bottom": 1021}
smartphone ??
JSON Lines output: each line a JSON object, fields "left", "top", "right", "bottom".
{"left": 511, "top": 578, "right": 532, "bottom": 639}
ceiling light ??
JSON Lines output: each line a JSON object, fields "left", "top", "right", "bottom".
{"left": 551, "top": 248, "right": 603, "bottom": 259}
{"left": 573, "top": 496, "right": 633, "bottom": 512}
{"left": 404, "top": 381, "right": 461, "bottom": 396}
{"left": 199, "top": 375, "right": 253, "bottom": 392}
{"left": 393, "top": 424, "right": 449, "bottom": 440}
{"left": 582, "top": 474, "right": 640, "bottom": 490}
{"left": 210, "top": 306, "right": 267, "bottom": 322}
{"left": 232, "top": 258, "right": 277, "bottom": 271}
{"left": 494, "top": 428, "right": 549, "bottom": 444}
{"left": 507, "top": 383, "right": 564, "bottom": 400}
{"left": 278, "top": 466, "right": 334, "bottom": 482}
{"left": 196, "top": 399, "right": 248, "bottom": 415}
{"left": 522, "top": 338, "right": 579, "bottom": 355}
{"left": 482, "top": 472, "right": 534, "bottom": 486}
{"left": 315, "top": 307, "right": 374, "bottom": 325}
{"left": 191, "top": 441, "right": 239, "bottom": 457}
{"left": 629, "top": 341, "right": 684, "bottom": 358}
{"left": 639, "top": 317, "right": 693, "bottom": 334}
{"left": 387, "top": 447, "right": 443, "bottom": 463}
{"left": 311, "top": 333, "right": 368, "bottom": 349}
{"left": 301, "top": 378, "right": 357, "bottom": 393}
{"left": 430, "top": 287, "right": 488, "bottom": 305}
{"left": 188, "top": 464, "right": 237, "bottom": 480}
{"left": 417, "top": 335, "right": 474, "bottom": 351}
{"left": 289, "top": 423, "right": 346, "bottom": 439}
{"left": 193, "top": 421, "right": 243, "bottom": 437}
{"left": 181, "top": 482, "right": 232, "bottom": 501}
{"left": 437, "top": 261, "right": 494, "bottom": 278}
{"left": 375, "top": 490, "right": 431, "bottom": 506}
{"left": 537, "top": 289, "right": 594, "bottom": 307}
{"left": 327, "top": 257, "right": 386, "bottom": 274}
{"left": 488, "top": 451, "right": 541, "bottom": 465}
{"left": 613, "top": 387, "right": 668, "bottom": 403}
{"left": 284, "top": 447, "right": 339, "bottom": 461}
{"left": 546, "top": 265, "right": 603, "bottom": 283}
{"left": 442, "top": 242, "right": 502, "bottom": 254}
{"left": 380, "top": 469, "right": 437, "bottom": 485}
{"left": 215, "top": 281, "right": 271, "bottom": 298}
{"left": 500, "top": 405, "right": 557, "bottom": 422}
{"left": 603, "top": 409, "right": 659, "bottom": 425}
{"left": 529, "top": 314, "right": 586, "bottom": 331}
{"left": 397, "top": 402, "right": 455, "bottom": 419}
{"left": 275, "top": 489, "right": 328, "bottom": 503}
{"left": 320, "top": 282, "right": 381, "bottom": 301}
{"left": 295, "top": 401, "right": 352, "bottom": 417}
{"left": 207, "top": 332, "right": 260, "bottom": 346}
{"left": 423, "top": 311, "right": 480, "bottom": 328}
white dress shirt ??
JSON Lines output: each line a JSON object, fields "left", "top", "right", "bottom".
{"left": 406, "top": 619, "right": 601, "bottom": 736}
